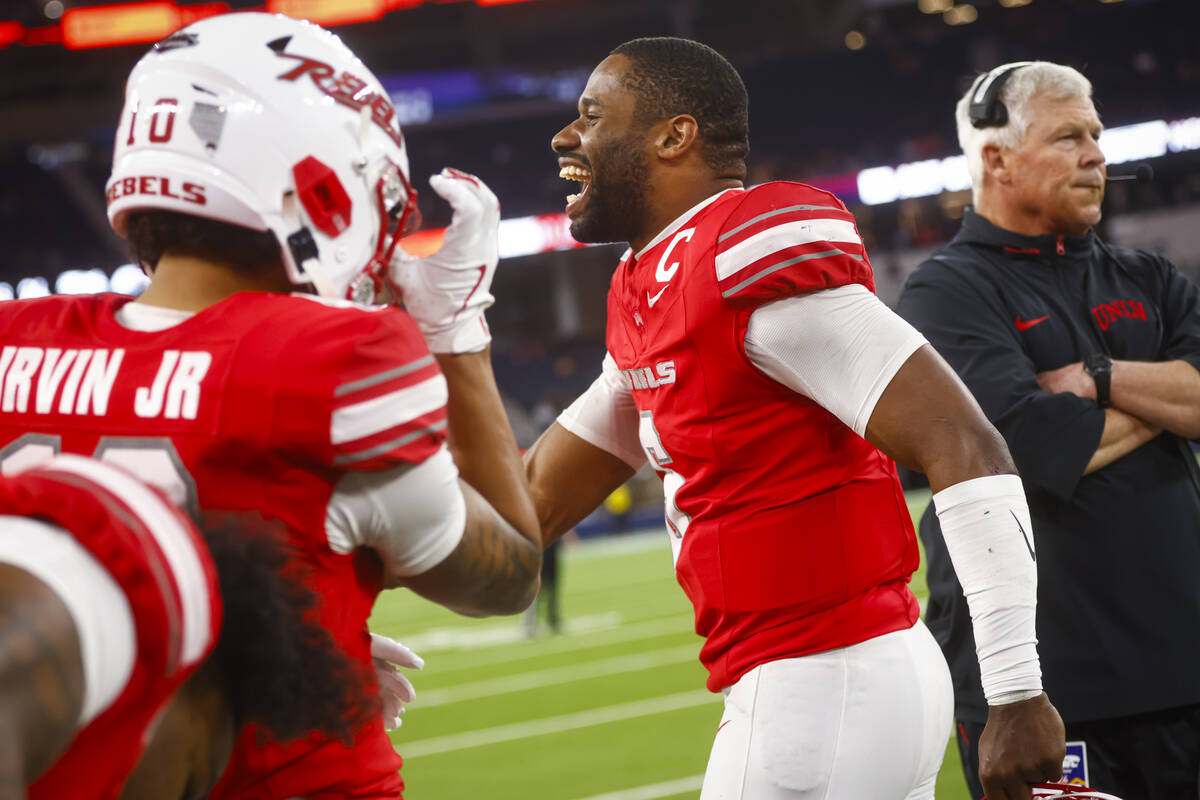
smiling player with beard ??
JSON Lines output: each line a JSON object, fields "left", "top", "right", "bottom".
{"left": 525, "top": 37, "right": 1067, "bottom": 800}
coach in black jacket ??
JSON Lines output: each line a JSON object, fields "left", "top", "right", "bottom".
{"left": 898, "top": 60, "right": 1200, "bottom": 800}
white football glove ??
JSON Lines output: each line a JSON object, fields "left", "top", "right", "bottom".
{"left": 389, "top": 168, "right": 500, "bottom": 354}
{"left": 370, "top": 632, "right": 424, "bottom": 731}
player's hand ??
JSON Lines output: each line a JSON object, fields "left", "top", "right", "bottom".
{"left": 389, "top": 168, "right": 500, "bottom": 354}
{"left": 979, "top": 693, "right": 1066, "bottom": 800}
{"left": 370, "top": 632, "right": 424, "bottom": 731}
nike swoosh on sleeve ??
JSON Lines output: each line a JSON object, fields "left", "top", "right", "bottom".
{"left": 647, "top": 286, "right": 668, "bottom": 307}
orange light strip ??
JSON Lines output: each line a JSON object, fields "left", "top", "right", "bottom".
{"left": 28, "top": 0, "right": 539, "bottom": 50}
{"left": 61, "top": 1, "right": 180, "bottom": 50}
{"left": 398, "top": 229, "right": 447, "bottom": 258}
{"left": 267, "top": 0, "right": 386, "bottom": 25}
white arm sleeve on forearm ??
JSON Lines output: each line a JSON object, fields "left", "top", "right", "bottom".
{"left": 325, "top": 446, "right": 466, "bottom": 578}
{"left": 744, "top": 284, "right": 927, "bottom": 437}
{"left": 557, "top": 353, "right": 646, "bottom": 469}
{"left": 933, "top": 474, "right": 1043, "bottom": 706}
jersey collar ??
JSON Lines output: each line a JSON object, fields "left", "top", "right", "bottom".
{"left": 957, "top": 207, "right": 1096, "bottom": 261}
{"left": 634, "top": 188, "right": 743, "bottom": 261}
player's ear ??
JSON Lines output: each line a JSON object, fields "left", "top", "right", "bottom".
{"left": 656, "top": 114, "right": 699, "bottom": 162}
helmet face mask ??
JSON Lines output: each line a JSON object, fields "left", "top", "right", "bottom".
{"left": 352, "top": 157, "right": 420, "bottom": 304}
{"left": 107, "top": 12, "right": 415, "bottom": 302}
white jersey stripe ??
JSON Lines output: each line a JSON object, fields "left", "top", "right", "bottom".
{"left": 720, "top": 249, "right": 864, "bottom": 299}
{"left": 38, "top": 454, "right": 213, "bottom": 667}
{"left": 331, "top": 373, "right": 448, "bottom": 445}
{"left": 717, "top": 203, "right": 844, "bottom": 244}
{"left": 714, "top": 218, "right": 862, "bottom": 281}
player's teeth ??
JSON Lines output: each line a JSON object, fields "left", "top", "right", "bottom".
{"left": 558, "top": 166, "right": 592, "bottom": 181}
{"left": 567, "top": 193, "right": 581, "bottom": 204}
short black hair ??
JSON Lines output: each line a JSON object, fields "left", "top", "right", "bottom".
{"left": 125, "top": 210, "right": 281, "bottom": 273}
{"left": 200, "top": 515, "right": 374, "bottom": 744}
{"left": 610, "top": 37, "right": 749, "bottom": 177}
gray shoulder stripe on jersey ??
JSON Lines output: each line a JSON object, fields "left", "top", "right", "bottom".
{"left": 720, "top": 249, "right": 864, "bottom": 298}
{"left": 332, "top": 419, "right": 448, "bottom": 465}
{"left": 717, "top": 204, "right": 844, "bottom": 244}
{"left": 335, "top": 354, "right": 437, "bottom": 397}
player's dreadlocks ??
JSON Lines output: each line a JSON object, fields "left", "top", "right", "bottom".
{"left": 125, "top": 210, "right": 281, "bottom": 274}
{"left": 200, "top": 514, "right": 375, "bottom": 744}
{"left": 610, "top": 37, "right": 749, "bottom": 179}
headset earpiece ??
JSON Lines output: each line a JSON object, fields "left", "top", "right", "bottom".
{"left": 968, "top": 62, "right": 1033, "bottom": 129}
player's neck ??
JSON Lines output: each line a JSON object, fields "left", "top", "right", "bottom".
{"left": 633, "top": 177, "right": 742, "bottom": 253}
{"left": 136, "top": 254, "right": 293, "bottom": 312}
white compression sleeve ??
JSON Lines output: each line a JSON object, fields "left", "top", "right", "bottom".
{"left": 932, "top": 474, "right": 1043, "bottom": 706}
{"left": 325, "top": 446, "right": 466, "bottom": 578}
{"left": 744, "top": 285, "right": 927, "bottom": 436}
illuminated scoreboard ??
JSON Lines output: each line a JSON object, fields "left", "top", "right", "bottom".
{"left": 0, "top": 0, "right": 542, "bottom": 50}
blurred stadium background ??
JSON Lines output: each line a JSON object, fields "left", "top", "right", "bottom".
{"left": 2, "top": 0, "right": 1197, "bottom": 796}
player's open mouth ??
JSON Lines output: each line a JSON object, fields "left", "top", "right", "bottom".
{"left": 559, "top": 164, "right": 591, "bottom": 214}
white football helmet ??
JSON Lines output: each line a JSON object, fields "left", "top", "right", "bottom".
{"left": 106, "top": 12, "right": 418, "bottom": 302}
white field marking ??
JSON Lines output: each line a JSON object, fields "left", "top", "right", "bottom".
{"left": 401, "top": 611, "right": 622, "bottom": 653}
{"left": 569, "top": 775, "right": 705, "bottom": 800}
{"left": 425, "top": 613, "right": 696, "bottom": 674}
{"left": 418, "top": 643, "right": 700, "bottom": 707}
{"left": 401, "top": 689, "right": 716, "bottom": 758}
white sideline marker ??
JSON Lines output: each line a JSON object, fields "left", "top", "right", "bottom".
{"left": 569, "top": 775, "right": 705, "bottom": 800}
{"left": 401, "top": 689, "right": 717, "bottom": 757}
{"left": 418, "top": 643, "right": 699, "bottom": 706}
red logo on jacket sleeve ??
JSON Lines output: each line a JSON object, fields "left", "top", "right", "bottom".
{"left": 1015, "top": 315, "right": 1049, "bottom": 331}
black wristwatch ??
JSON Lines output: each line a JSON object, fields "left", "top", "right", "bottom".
{"left": 1084, "top": 353, "right": 1113, "bottom": 408}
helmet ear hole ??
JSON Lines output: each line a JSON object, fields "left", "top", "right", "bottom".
{"left": 292, "top": 156, "right": 352, "bottom": 238}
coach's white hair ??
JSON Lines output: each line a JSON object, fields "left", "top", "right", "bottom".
{"left": 956, "top": 61, "right": 1093, "bottom": 203}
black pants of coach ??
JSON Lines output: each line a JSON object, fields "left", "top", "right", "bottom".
{"left": 955, "top": 704, "right": 1200, "bottom": 800}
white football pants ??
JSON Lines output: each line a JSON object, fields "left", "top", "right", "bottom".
{"left": 699, "top": 620, "right": 953, "bottom": 800}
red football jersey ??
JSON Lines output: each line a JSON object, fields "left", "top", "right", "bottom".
{"left": 1, "top": 455, "right": 222, "bottom": 800}
{"left": 0, "top": 291, "right": 447, "bottom": 798}
{"left": 607, "top": 182, "right": 921, "bottom": 691}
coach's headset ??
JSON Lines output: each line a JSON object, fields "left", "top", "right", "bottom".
{"left": 968, "top": 61, "right": 1034, "bottom": 128}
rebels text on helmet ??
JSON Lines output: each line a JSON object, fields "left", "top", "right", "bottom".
{"left": 274, "top": 52, "right": 404, "bottom": 149}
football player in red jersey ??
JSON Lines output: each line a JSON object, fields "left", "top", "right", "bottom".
{"left": 0, "top": 454, "right": 364, "bottom": 800}
{"left": 526, "top": 37, "right": 1064, "bottom": 800}
{"left": 0, "top": 12, "right": 539, "bottom": 800}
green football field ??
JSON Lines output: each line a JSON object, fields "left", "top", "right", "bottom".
{"left": 369, "top": 489, "right": 974, "bottom": 799}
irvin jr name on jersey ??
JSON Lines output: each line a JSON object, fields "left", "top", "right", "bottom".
{"left": 0, "top": 346, "right": 210, "bottom": 420}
